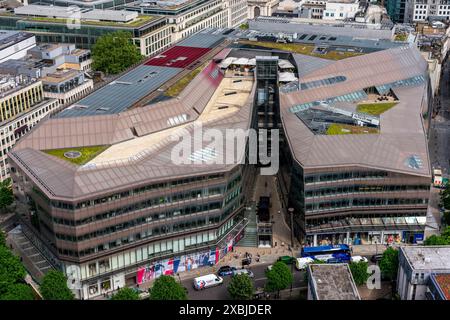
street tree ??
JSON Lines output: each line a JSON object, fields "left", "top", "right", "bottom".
{"left": 40, "top": 270, "right": 75, "bottom": 300}
{"left": 92, "top": 31, "right": 142, "bottom": 75}
{"left": 228, "top": 274, "right": 254, "bottom": 300}
{"left": 0, "top": 178, "right": 14, "bottom": 212}
{"left": 379, "top": 247, "right": 399, "bottom": 281}
{"left": 111, "top": 287, "right": 140, "bottom": 300}
{"left": 441, "top": 184, "right": 450, "bottom": 210}
{"left": 424, "top": 226, "right": 450, "bottom": 245}
{"left": 349, "top": 261, "right": 369, "bottom": 286}
{"left": 149, "top": 275, "right": 187, "bottom": 300}
{"left": 0, "top": 246, "right": 26, "bottom": 293}
{"left": 0, "top": 283, "right": 35, "bottom": 300}
{"left": 265, "top": 261, "right": 293, "bottom": 296}
{"left": 0, "top": 230, "right": 5, "bottom": 247}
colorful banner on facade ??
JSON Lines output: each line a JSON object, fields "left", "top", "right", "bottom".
{"left": 137, "top": 249, "right": 219, "bottom": 285}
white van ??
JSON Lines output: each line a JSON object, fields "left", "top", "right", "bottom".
{"left": 193, "top": 274, "right": 223, "bottom": 290}
{"left": 295, "top": 257, "right": 315, "bottom": 270}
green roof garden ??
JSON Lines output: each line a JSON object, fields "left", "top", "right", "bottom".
{"left": 326, "top": 124, "right": 379, "bottom": 135}
{"left": 238, "top": 40, "right": 363, "bottom": 60}
{"left": 356, "top": 102, "right": 398, "bottom": 116}
{"left": 43, "top": 145, "right": 109, "bottom": 165}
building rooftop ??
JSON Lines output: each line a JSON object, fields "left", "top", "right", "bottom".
{"left": 0, "top": 30, "right": 34, "bottom": 51}
{"left": 41, "top": 69, "right": 82, "bottom": 84}
{"left": 9, "top": 47, "right": 256, "bottom": 199}
{"left": 401, "top": 246, "right": 450, "bottom": 271}
{"left": 432, "top": 274, "right": 450, "bottom": 300}
{"left": 56, "top": 30, "right": 224, "bottom": 118}
{"left": 13, "top": 5, "right": 159, "bottom": 27}
{"left": 280, "top": 46, "right": 431, "bottom": 177}
{"left": 308, "top": 264, "right": 361, "bottom": 300}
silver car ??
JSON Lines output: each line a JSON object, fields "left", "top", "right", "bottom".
{"left": 232, "top": 268, "right": 254, "bottom": 278}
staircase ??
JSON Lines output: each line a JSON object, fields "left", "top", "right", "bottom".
{"left": 237, "top": 202, "right": 258, "bottom": 247}
{"left": 8, "top": 225, "right": 56, "bottom": 282}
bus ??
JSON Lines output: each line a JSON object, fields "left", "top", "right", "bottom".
{"left": 301, "top": 244, "right": 351, "bottom": 263}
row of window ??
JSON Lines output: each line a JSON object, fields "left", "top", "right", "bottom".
{"left": 305, "top": 184, "right": 430, "bottom": 198}
{"left": 56, "top": 202, "right": 240, "bottom": 258}
{"left": 48, "top": 173, "right": 226, "bottom": 210}
{"left": 305, "top": 171, "right": 388, "bottom": 184}
{"left": 51, "top": 186, "right": 225, "bottom": 226}
{"left": 55, "top": 205, "right": 221, "bottom": 243}
{"left": 306, "top": 198, "right": 429, "bottom": 212}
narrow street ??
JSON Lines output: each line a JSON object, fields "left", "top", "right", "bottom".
{"left": 426, "top": 56, "right": 450, "bottom": 236}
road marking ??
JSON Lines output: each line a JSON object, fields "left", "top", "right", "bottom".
{"left": 254, "top": 277, "right": 267, "bottom": 281}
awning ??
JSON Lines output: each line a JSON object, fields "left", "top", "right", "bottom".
{"left": 278, "top": 72, "right": 298, "bottom": 82}
{"left": 278, "top": 59, "right": 295, "bottom": 69}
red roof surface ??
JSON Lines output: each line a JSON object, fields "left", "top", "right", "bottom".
{"left": 144, "top": 46, "right": 211, "bottom": 69}
{"left": 435, "top": 274, "right": 450, "bottom": 300}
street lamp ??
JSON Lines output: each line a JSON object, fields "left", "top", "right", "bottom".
{"left": 288, "top": 208, "right": 294, "bottom": 248}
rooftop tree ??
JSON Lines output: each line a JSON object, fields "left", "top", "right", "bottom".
{"left": 92, "top": 30, "right": 143, "bottom": 75}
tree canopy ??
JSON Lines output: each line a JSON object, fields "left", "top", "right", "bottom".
{"left": 0, "top": 241, "right": 34, "bottom": 300}
{"left": 228, "top": 273, "right": 254, "bottom": 300}
{"left": 379, "top": 247, "right": 399, "bottom": 281}
{"left": 265, "top": 261, "right": 293, "bottom": 294}
{"left": 0, "top": 178, "right": 14, "bottom": 210}
{"left": 0, "top": 283, "right": 35, "bottom": 300}
{"left": 349, "top": 261, "right": 369, "bottom": 286}
{"left": 111, "top": 287, "right": 140, "bottom": 300}
{"left": 92, "top": 31, "right": 143, "bottom": 75}
{"left": 149, "top": 275, "right": 187, "bottom": 300}
{"left": 40, "top": 270, "right": 75, "bottom": 300}
{"left": 0, "top": 245, "right": 26, "bottom": 291}
{"left": 441, "top": 184, "right": 450, "bottom": 211}
{"left": 424, "top": 226, "right": 450, "bottom": 245}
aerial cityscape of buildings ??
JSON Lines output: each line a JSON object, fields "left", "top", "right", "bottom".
{"left": 0, "top": 0, "right": 448, "bottom": 304}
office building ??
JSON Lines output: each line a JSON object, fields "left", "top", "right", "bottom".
{"left": 8, "top": 32, "right": 256, "bottom": 298}
{"left": 0, "top": 43, "right": 94, "bottom": 108}
{"left": 385, "top": 0, "right": 413, "bottom": 23}
{"left": 412, "top": 0, "right": 450, "bottom": 21}
{"left": 7, "top": 28, "right": 433, "bottom": 297}
{"left": 0, "top": 76, "right": 59, "bottom": 180}
{"left": 397, "top": 246, "right": 450, "bottom": 300}
{"left": 278, "top": 46, "right": 431, "bottom": 246}
{"left": 0, "top": 30, "right": 35, "bottom": 63}
{"left": 0, "top": 5, "right": 172, "bottom": 57}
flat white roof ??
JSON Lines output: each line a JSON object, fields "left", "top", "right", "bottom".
{"left": 14, "top": 5, "right": 139, "bottom": 23}
{"left": 402, "top": 246, "right": 450, "bottom": 271}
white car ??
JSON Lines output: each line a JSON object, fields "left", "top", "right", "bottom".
{"left": 233, "top": 268, "right": 254, "bottom": 278}
{"left": 350, "top": 255, "right": 368, "bottom": 263}
{"left": 295, "top": 257, "right": 315, "bottom": 271}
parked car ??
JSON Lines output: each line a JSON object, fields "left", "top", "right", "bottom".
{"left": 277, "top": 256, "right": 296, "bottom": 265}
{"left": 351, "top": 255, "right": 369, "bottom": 263}
{"left": 295, "top": 257, "right": 315, "bottom": 270}
{"left": 371, "top": 254, "right": 383, "bottom": 263}
{"left": 193, "top": 274, "right": 223, "bottom": 290}
{"left": 233, "top": 268, "right": 254, "bottom": 278}
{"left": 217, "top": 266, "right": 237, "bottom": 276}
